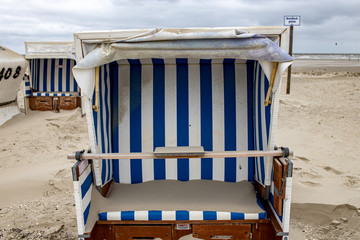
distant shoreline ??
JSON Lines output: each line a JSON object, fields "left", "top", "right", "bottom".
{"left": 293, "top": 53, "right": 360, "bottom": 61}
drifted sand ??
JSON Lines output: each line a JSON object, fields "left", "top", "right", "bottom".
{"left": 0, "top": 59, "right": 359, "bottom": 239}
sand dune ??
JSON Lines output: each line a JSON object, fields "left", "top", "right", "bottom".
{"left": 0, "top": 59, "right": 359, "bottom": 239}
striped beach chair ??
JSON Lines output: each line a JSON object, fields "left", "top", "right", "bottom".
{"left": 25, "top": 42, "right": 81, "bottom": 111}
{"left": 70, "top": 27, "right": 294, "bottom": 240}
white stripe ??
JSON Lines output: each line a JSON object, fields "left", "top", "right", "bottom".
{"left": 212, "top": 62, "right": 225, "bottom": 181}
{"left": 61, "top": 59, "right": 67, "bottom": 91}
{"left": 189, "top": 211, "right": 203, "bottom": 220}
{"left": 254, "top": 63, "right": 261, "bottom": 182}
{"left": 217, "top": 211, "right": 231, "bottom": 220}
{"left": 188, "top": 63, "right": 201, "bottom": 180}
{"left": 235, "top": 62, "right": 248, "bottom": 182}
{"left": 135, "top": 211, "right": 149, "bottom": 220}
{"left": 118, "top": 62, "right": 131, "bottom": 183}
{"left": 244, "top": 213, "right": 258, "bottom": 220}
{"left": 46, "top": 59, "right": 51, "bottom": 91}
{"left": 107, "top": 64, "right": 113, "bottom": 182}
{"left": 162, "top": 211, "right": 176, "bottom": 220}
{"left": 141, "top": 61, "right": 154, "bottom": 182}
{"left": 73, "top": 181, "right": 85, "bottom": 234}
{"left": 101, "top": 66, "right": 109, "bottom": 183}
{"left": 165, "top": 61, "right": 177, "bottom": 180}
{"left": 54, "top": 59, "right": 59, "bottom": 92}
{"left": 107, "top": 212, "right": 121, "bottom": 221}
{"left": 39, "top": 59, "right": 44, "bottom": 91}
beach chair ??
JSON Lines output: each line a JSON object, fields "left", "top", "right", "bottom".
{"left": 69, "top": 27, "right": 294, "bottom": 240}
{"left": 24, "top": 42, "right": 81, "bottom": 111}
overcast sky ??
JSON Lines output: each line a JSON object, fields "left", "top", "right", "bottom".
{"left": 1, "top": 0, "right": 359, "bottom": 54}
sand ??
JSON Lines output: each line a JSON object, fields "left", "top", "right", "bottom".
{"left": 0, "top": 59, "right": 359, "bottom": 239}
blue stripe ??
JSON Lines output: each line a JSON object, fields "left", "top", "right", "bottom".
{"left": 25, "top": 90, "right": 31, "bottom": 95}
{"left": 152, "top": 58, "right": 166, "bottom": 180}
{"left": 25, "top": 81, "right": 30, "bottom": 86}
{"left": 148, "top": 210, "right": 162, "bottom": 220}
{"left": 58, "top": 59, "right": 63, "bottom": 91}
{"left": 121, "top": 211, "right": 135, "bottom": 220}
{"left": 73, "top": 60, "right": 78, "bottom": 92}
{"left": 129, "top": 59, "right": 142, "bottom": 184}
{"left": 66, "top": 59, "right": 71, "bottom": 92}
{"left": 176, "top": 210, "right": 189, "bottom": 220}
{"left": 81, "top": 172, "right": 93, "bottom": 199}
{"left": 83, "top": 202, "right": 91, "bottom": 225}
{"left": 45, "top": 93, "right": 49, "bottom": 96}
{"left": 111, "top": 62, "right": 120, "bottom": 183}
{"left": 203, "top": 211, "right": 217, "bottom": 220}
{"left": 231, "top": 212, "right": 245, "bottom": 220}
{"left": 223, "top": 59, "right": 237, "bottom": 182}
{"left": 246, "top": 60, "right": 255, "bottom": 182}
{"left": 99, "top": 212, "right": 107, "bottom": 221}
{"left": 50, "top": 59, "right": 55, "bottom": 92}
{"left": 257, "top": 64, "right": 265, "bottom": 184}
{"left": 200, "top": 59, "right": 213, "bottom": 180}
{"left": 176, "top": 58, "right": 189, "bottom": 181}
{"left": 264, "top": 71, "right": 271, "bottom": 144}
{"left": 30, "top": 60, "right": 34, "bottom": 89}
{"left": 42, "top": 59, "right": 47, "bottom": 91}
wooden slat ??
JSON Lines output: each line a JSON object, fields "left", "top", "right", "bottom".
{"left": 68, "top": 150, "right": 292, "bottom": 160}
{"left": 193, "top": 224, "right": 251, "bottom": 240}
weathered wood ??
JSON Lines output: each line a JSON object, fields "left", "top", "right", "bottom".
{"left": 114, "top": 225, "right": 172, "bottom": 240}
{"left": 68, "top": 149, "right": 292, "bottom": 160}
{"left": 193, "top": 224, "right": 251, "bottom": 240}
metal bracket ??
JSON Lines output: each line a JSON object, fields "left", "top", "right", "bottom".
{"left": 75, "top": 149, "right": 85, "bottom": 161}
{"left": 78, "top": 234, "right": 90, "bottom": 239}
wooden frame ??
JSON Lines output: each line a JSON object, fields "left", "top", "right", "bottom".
{"left": 68, "top": 149, "right": 292, "bottom": 160}
{"left": 85, "top": 200, "right": 285, "bottom": 240}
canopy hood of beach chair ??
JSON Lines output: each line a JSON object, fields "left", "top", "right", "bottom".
{"left": 24, "top": 41, "right": 76, "bottom": 60}
{"left": 73, "top": 28, "right": 293, "bottom": 98}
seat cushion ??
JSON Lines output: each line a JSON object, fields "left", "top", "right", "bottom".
{"left": 30, "top": 91, "right": 80, "bottom": 97}
{"left": 97, "top": 180, "right": 266, "bottom": 221}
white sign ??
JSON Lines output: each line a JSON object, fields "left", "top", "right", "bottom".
{"left": 284, "top": 16, "right": 301, "bottom": 26}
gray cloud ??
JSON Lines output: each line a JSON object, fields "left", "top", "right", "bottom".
{"left": 0, "top": 0, "right": 359, "bottom": 53}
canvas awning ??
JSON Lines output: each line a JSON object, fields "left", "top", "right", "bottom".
{"left": 24, "top": 41, "right": 75, "bottom": 60}
{"left": 73, "top": 28, "right": 293, "bottom": 98}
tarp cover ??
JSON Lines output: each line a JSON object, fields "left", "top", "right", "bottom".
{"left": 73, "top": 28, "right": 293, "bottom": 98}
{"left": 25, "top": 41, "right": 75, "bottom": 59}
{"left": 0, "top": 45, "right": 28, "bottom": 104}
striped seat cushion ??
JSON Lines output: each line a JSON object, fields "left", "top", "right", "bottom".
{"left": 94, "top": 180, "right": 266, "bottom": 221}
{"left": 30, "top": 92, "right": 80, "bottom": 97}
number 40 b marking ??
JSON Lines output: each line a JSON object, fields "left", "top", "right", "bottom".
{"left": 0, "top": 66, "right": 22, "bottom": 81}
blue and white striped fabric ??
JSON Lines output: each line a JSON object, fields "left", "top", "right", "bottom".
{"left": 253, "top": 62, "right": 271, "bottom": 186}
{"left": 92, "top": 64, "right": 113, "bottom": 186}
{"left": 91, "top": 58, "right": 271, "bottom": 186}
{"left": 30, "top": 92, "right": 80, "bottom": 97}
{"left": 73, "top": 161, "right": 92, "bottom": 233}
{"left": 24, "top": 79, "right": 31, "bottom": 96}
{"left": 30, "top": 58, "right": 78, "bottom": 93}
{"left": 99, "top": 208, "right": 266, "bottom": 221}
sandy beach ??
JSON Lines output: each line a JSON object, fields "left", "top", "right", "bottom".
{"left": 0, "top": 59, "right": 359, "bottom": 239}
